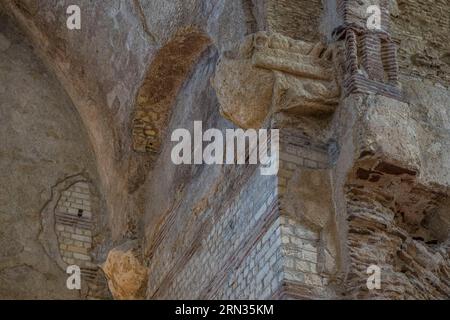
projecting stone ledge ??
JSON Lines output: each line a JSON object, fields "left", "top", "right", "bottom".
{"left": 212, "top": 31, "right": 341, "bottom": 129}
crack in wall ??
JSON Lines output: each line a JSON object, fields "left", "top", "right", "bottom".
{"left": 132, "top": 0, "right": 158, "bottom": 45}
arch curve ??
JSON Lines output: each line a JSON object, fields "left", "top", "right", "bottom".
{"left": 132, "top": 27, "right": 212, "bottom": 154}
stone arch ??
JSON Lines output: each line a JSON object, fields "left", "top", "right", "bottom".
{"left": 132, "top": 27, "right": 212, "bottom": 154}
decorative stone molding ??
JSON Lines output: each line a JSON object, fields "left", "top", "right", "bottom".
{"left": 212, "top": 31, "right": 340, "bottom": 129}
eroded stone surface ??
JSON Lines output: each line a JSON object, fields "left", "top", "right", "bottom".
{"left": 212, "top": 31, "right": 340, "bottom": 129}
{"left": 0, "top": 12, "right": 104, "bottom": 299}
{"left": 331, "top": 92, "right": 450, "bottom": 299}
{"left": 102, "top": 241, "right": 148, "bottom": 300}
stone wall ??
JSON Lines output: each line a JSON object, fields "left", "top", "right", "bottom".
{"left": 1, "top": 0, "right": 449, "bottom": 300}
{"left": 0, "top": 11, "right": 107, "bottom": 299}
{"left": 391, "top": 0, "right": 450, "bottom": 86}
{"left": 144, "top": 126, "right": 337, "bottom": 299}
{"left": 266, "top": 0, "right": 324, "bottom": 42}
{"left": 146, "top": 165, "right": 278, "bottom": 299}
{"left": 56, "top": 182, "right": 95, "bottom": 267}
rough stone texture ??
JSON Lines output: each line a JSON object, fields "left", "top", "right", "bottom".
{"left": 213, "top": 31, "right": 340, "bottom": 129}
{"left": 391, "top": 0, "right": 450, "bottom": 86}
{"left": 1, "top": 0, "right": 449, "bottom": 300}
{"left": 330, "top": 0, "right": 401, "bottom": 99}
{"left": 102, "top": 241, "right": 148, "bottom": 300}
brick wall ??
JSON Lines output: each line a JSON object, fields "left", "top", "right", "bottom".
{"left": 146, "top": 163, "right": 280, "bottom": 299}
{"left": 391, "top": 0, "right": 450, "bottom": 86}
{"left": 144, "top": 126, "right": 336, "bottom": 299}
{"left": 54, "top": 181, "right": 110, "bottom": 299}
{"left": 266, "top": 0, "right": 323, "bottom": 42}
{"left": 276, "top": 128, "right": 334, "bottom": 298}
{"left": 331, "top": 0, "right": 402, "bottom": 99}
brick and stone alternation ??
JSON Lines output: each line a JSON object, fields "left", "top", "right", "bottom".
{"left": 144, "top": 127, "right": 336, "bottom": 299}
{"left": 331, "top": 0, "right": 401, "bottom": 99}
{"left": 391, "top": 0, "right": 450, "bottom": 86}
{"left": 55, "top": 181, "right": 95, "bottom": 269}
{"left": 145, "top": 162, "right": 279, "bottom": 299}
{"left": 265, "top": 0, "right": 323, "bottom": 42}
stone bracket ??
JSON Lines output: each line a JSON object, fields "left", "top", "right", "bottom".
{"left": 212, "top": 32, "right": 341, "bottom": 129}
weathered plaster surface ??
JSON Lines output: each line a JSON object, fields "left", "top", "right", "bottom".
{"left": 0, "top": 0, "right": 449, "bottom": 299}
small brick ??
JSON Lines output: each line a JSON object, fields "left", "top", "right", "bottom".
{"left": 61, "top": 237, "right": 74, "bottom": 245}
{"left": 62, "top": 251, "right": 73, "bottom": 258}
{"left": 71, "top": 234, "right": 90, "bottom": 242}
{"left": 295, "top": 260, "right": 312, "bottom": 273}
{"left": 73, "top": 252, "right": 91, "bottom": 261}
{"left": 74, "top": 240, "right": 83, "bottom": 247}
{"left": 304, "top": 273, "right": 322, "bottom": 287}
{"left": 67, "top": 207, "right": 78, "bottom": 215}
{"left": 302, "top": 250, "right": 318, "bottom": 263}
{"left": 67, "top": 245, "right": 89, "bottom": 254}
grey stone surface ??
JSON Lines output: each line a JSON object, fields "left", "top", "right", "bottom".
{"left": 0, "top": 12, "right": 101, "bottom": 299}
{"left": 0, "top": 0, "right": 449, "bottom": 300}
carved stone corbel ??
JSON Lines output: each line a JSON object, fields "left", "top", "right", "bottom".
{"left": 212, "top": 31, "right": 341, "bottom": 129}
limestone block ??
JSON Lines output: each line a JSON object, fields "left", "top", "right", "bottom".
{"left": 0, "top": 33, "right": 11, "bottom": 52}
{"left": 283, "top": 168, "right": 334, "bottom": 230}
{"left": 102, "top": 241, "right": 148, "bottom": 300}
{"left": 212, "top": 32, "right": 340, "bottom": 129}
